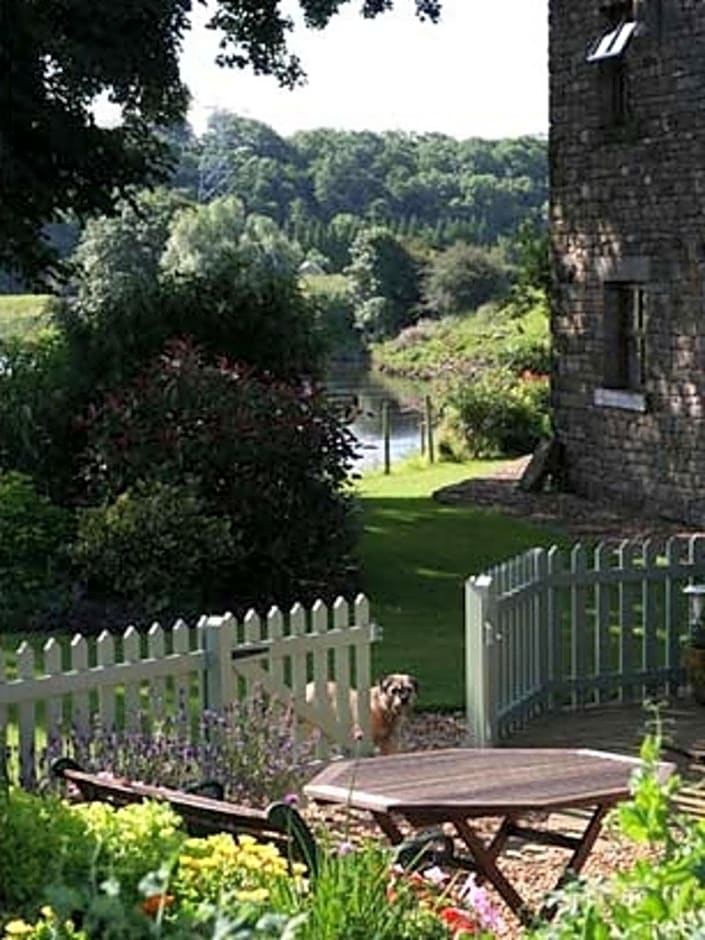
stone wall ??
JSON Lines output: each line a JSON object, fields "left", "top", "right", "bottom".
{"left": 550, "top": 0, "right": 705, "bottom": 523}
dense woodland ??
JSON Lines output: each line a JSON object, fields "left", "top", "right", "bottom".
{"left": 165, "top": 112, "right": 547, "bottom": 263}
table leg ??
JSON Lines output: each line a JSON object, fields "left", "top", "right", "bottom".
{"left": 540, "top": 803, "right": 608, "bottom": 921}
{"left": 453, "top": 818, "right": 535, "bottom": 926}
{"left": 371, "top": 811, "right": 405, "bottom": 845}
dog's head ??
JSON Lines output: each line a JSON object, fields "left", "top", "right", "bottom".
{"left": 377, "top": 673, "right": 418, "bottom": 716}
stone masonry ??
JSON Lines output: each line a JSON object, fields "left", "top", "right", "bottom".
{"left": 550, "top": 0, "right": 705, "bottom": 523}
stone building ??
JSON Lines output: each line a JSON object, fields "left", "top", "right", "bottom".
{"left": 550, "top": 0, "right": 705, "bottom": 522}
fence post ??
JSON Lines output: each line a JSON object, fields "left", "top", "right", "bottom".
{"left": 203, "top": 614, "right": 235, "bottom": 712}
{"left": 465, "top": 574, "right": 499, "bottom": 747}
{"left": 382, "top": 401, "right": 391, "bottom": 474}
{"left": 425, "top": 395, "right": 435, "bottom": 464}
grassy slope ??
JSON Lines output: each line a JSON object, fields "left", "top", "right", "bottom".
{"left": 371, "top": 291, "right": 548, "bottom": 378}
{"left": 0, "top": 294, "right": 53, "bottom": 339}
{"left": 358, "top": 458, "right": 566, "bottom": 709}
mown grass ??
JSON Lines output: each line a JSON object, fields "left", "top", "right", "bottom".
{"left": 0, "top": 294, "right": 54, "bottom": 339}
{"left": 0, "top": 458, "right": 565, "bottom": 713}
{"left": 371, "top": 290, "right": 549, "bottom": 379}
{"left": 357, "top": 456, "right": 566, "bottom": 709}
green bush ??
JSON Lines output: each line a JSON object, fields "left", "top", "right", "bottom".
{"left": 0, "top": 788, "right": 94, "bottom": 918}
{"left": 437, "top": 367, "right": 550, "bottom": 459}
{"left": 0, "top": 470, "right": 74, "bottom": 628}
{"left": 72, "top": 480, "right": 235, "bottom": 614}
{"left": 78, "top": 339, "right": 358, "bottom": 607}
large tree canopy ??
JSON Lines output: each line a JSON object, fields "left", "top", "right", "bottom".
{"left": 1, "top": 0, "right": 441, "bottom": 280}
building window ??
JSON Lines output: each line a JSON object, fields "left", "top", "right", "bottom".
{"left": 603, "top": 284, "right": 646, "bottom": 391}
{"left": 587, "top": 3, "right": 637, "bottom": 127}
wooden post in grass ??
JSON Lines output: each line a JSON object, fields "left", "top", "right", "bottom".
{"left": 425, "top": 395, "right": 435, "bottom": 464}
{"left": 382, "top": 401, "right": 391, "bottom": 474}
{"left": 419, "top": 420, "right": 426, "bottom": 456}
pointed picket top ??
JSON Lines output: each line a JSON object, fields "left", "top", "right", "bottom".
{"left": 353, "top": 594, "right": 370, "bottom": 625}
{"left": 289, "top": 602, "right": 306, "bottom": 636}
{"left": 96, "top": 629, "right": 115, "bottom": 664}
{"left": 570, "top": 542, "right": 587, "bottom": 572}
{"left": 244, "top": 609, "right": 261, "bottom": 644}
{"left": 332, "top": 596, "right": 349, "bottom": 629}
{"left": 594, "top": 540, "right": 615, "bottom": 570}
{"left": 43, "top": 638, "right": 62, "bottom": 674}
{"left": 17, "top": 641, "right": 35, "bottom": 680}
{"left": 267, "top": 606, "right": 284, "bottom": 640}
{"left": 173, "top": 618, "right": 190, "bottom": 653}
{"left": 122, "top": 625, "right": 141, "bottom": 661}
{"left": 311, "top": 599, "right": 328, "bottom": 635}
{"left": 547, "top": 544, "right": 563, "bottom": 572}
{"left": 70, "top": 634, "right": 88, "bottom": 671}
{"left": 148, "top": 623, "right": 165, "bottom": 657}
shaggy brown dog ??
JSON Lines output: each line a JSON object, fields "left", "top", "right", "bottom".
{"left": 305, "top": 673, "right": 418, "bottom": 755}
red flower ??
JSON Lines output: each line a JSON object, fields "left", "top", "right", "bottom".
{"left": 439, "top": 905, "right": 478, "bottom": 937}
{"left": 141, "top": 894, "right": 175, "bottom": 917}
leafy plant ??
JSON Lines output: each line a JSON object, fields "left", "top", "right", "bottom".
{"left": 529, "top": 729, "right": 705, "bottom": 939}
{"left": 72, "top": 480, "right": 235, "bottom": 614}
{"left": 0, "top": 470, "right": 74, "bottom": 628}
{"left": 78, "top": 338, "right": 359, "bottom": 607}
{"left": 45, "top": 687, "right": 317, "bottom": 807}
{"left": 437, "top": 366, "right": 550, "bottom": 459}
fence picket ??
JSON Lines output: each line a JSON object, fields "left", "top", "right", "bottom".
{"left": 70, "top": 634, "right": 90, "bottom": 738}
{"left": 641, "top": 539, "right": 660, "bottom": 697}
{"left": 617, "top": 542, "right": 637, "bottom": 702}
{"left": 171, "top": 619, "right": 191, "bottom": 733}
{"left": 594, "top": 543, "right": 614, "bottom": 705}
{"left": 122, "top": 627, "right": 141, "bottom": 733}
{"left": 311, "top": 600, "right": 330, "bottom": 759}
{"left": 96, "top": 630, "right": 116, "bottom": 732}
{"left": 43, "top": 638, "right": 63, "bottom": 748}
{"left": 289, "top": 602, "right": 308, "bottom": 744}
{"left": 665, "top": 537, "right": 685, "bottom": 691}
{"left": 353, "top": 594, "right": 373, "bottom": 750}
{"left": 0, "top": 650, "right": 7, "bottom": 784}
{"left": 147, "top": 623, "right": 166, "bottom": 724}
{"left": 17, "top": 643, "right": 36, "bottom": 788}
{"left": 332, "top": 597, "right": 353, "bottom": 744}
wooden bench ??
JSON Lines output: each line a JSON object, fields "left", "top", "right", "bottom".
{"left": 51, "top": 758, "right": 319, "bottom": 876}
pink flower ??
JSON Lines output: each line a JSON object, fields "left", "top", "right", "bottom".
{"left": 337, "top": 840, "right": 355, "bottom": 856}
{"left": 283, "top": 792, "right": 299, "bottom": 807}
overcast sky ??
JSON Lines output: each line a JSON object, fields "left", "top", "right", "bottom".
{"left": 179, "top": 0, "right": 549, "bottom": 140}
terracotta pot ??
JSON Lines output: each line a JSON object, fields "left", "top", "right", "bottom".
{"left": 685, "top": 645, "right": 705, "bottom": 705}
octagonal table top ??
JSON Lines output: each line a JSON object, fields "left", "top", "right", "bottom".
{"left": 304, "top": 747, "right": 674, "bottom": 819}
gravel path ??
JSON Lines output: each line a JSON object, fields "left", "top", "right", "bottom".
{"left": 433, "top": 456, "right": 703, "bottom": 543}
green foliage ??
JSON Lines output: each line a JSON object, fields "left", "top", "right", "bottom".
{"left": 530, "top": 730, "right": 705, "bottom": 939}
{"left": 0, "top": 295, "right": 53, "bottom": 340}
{"left": 346, "top": 227, "right": 422, "bottom": 340}
{"left": 78, "top": 339, "right": 358, "bottom": 607}
{"left": 0, "top": 470, "right": 74, "bottom": 628}
{"left": 372, "top": 291, "right": 550, "bottom": 380}
{"left": 421, "top": 242, "right": 509, "bottom": 317}
{"left": 4, "top": 1, "right": 441, "bottom": 279}
{"left": 438, "top": 367, "right": 550, "bottom": 459}
{"left": 72, "top": 481, "right": 235, "bottom": 614}
{"left": 0, "top": 788, "right": 95, "bottom": 918}
{"left": 60, "top": 193, "right": 322, "bottom": 385}
{"left": 288, "top": 841, "right": 448, "bottom": 940}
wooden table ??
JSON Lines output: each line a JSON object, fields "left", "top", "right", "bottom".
{"left": 304, "top": 747, "right": 674, "bottom": 925}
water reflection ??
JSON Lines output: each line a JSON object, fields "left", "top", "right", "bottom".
{"left": 325, "top": 363, "right": 426, "bottom": 470}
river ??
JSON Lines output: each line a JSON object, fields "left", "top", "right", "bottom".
{"left": 324, "top": 363, "right": 428, "bottom": 471}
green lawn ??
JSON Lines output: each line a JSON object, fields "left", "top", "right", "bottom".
{"left": 358, "top": 458, "right": 566, "bottom": 709}
{"left": 0, "top": 294, "right": 54, "bottom": 339}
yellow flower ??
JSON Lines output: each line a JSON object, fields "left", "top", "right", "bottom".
{"left": 234, "top": 888, "right": 269, "bottom": 904}
{"left": 39, "top": 908, "right": 54, "bottom": 921}
{"left": 3, "top": 921, "right": 33, "bottom": 937}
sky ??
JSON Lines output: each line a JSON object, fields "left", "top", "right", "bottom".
{"left": 179, "top": 0, "right": 549, "bottom": 141}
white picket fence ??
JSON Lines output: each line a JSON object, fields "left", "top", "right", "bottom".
{"left": 0, "top": 595, "right": 379, "bottom": 788}
{"left": 466, "top": 536, "right": 705, "bottom": 746}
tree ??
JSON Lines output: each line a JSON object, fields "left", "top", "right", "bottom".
{"left": 422, "top": 242, "right": 509, "bottom": 317}
{"left": 2, "top": 0, "right": 441, "bottom": 280}
{"left": 346, "top": 226, "right": 422, "bottom": 339}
